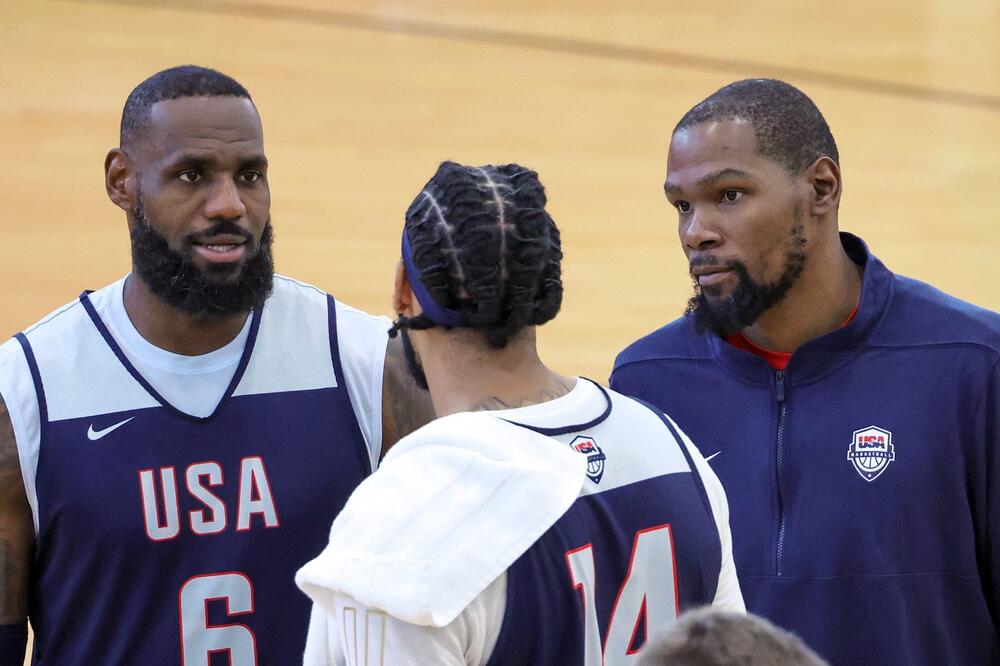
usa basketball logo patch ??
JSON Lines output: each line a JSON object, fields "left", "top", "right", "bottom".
{"left": 847, "top": 426, "right": 895, "bottom": 482}
{"left": 569, "top": 435, "right": 606, "bottom": 484}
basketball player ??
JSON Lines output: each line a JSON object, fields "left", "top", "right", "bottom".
{"left": 296, "top": 161, "right": 744, "bottom": 665}
{"left": 611, "top": 79, "right": 1000, "bottom": 664}
{"left": 0, "top": 66, "right": 432, "bottom": 664}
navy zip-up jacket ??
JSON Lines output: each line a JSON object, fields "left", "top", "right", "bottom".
{"left": 610, "top": 234, "right": 1000, "bottom": 665}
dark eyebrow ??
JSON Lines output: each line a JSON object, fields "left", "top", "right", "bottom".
{"left": 163, "top": 153, "right": 268, "bottom": 171}
{"left": 165, "top": 153, "right": 211, "bottom": 170}
{"left": 239, "top": 155, "right": 268, "bottom": 171}
{"left": 665, "top": 168, "right": 753, "bottom": 196}
{"left": 696, "top": 168, "right": 751, "bottom": 186}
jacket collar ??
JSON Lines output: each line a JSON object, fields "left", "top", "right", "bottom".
{"left": 705, "top": 232, "right": 893, "bottom": 385}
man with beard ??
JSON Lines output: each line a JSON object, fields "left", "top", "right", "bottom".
{"left": 296, "top": 161, "right": 744, "bottom": 665}
{"left": 611, "top": 79, "right": 1000, "bottom": 665}
{"left": 0, "top": 66, "right": 432, "bottom": 664}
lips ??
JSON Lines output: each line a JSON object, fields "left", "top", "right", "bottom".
{"left": 691, "top": 266, "right": 727, "bottom": 277}
{"left": 690, "top": 265, "right": 734, "bottom": 289}
{"left": 692, "top": 265, "right": 729, "bottom": 276}
{"left": 191, "top": 234, "right": 248, "bottom": 264}
{"left": 698, "top": 271, "right": 732, "bottom": 288}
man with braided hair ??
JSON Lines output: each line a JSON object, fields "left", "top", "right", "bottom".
{"left": 296, "top": 161, "right": 744, "bottom": 665}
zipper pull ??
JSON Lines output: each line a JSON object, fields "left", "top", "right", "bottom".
{"left": 775, "top": 370, "right": 786, "bottom": 402}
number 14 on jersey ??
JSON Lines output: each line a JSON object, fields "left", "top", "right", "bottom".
{"left": 566, "top": 524, "right": 680, "bottom": 664}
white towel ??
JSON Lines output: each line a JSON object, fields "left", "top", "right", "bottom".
{"left": 296, "top": 411, "right": 587, "bottom": 628}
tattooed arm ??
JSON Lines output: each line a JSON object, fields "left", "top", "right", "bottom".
{"left": 0, "top": 395, "right": 32, "bottom": 659}
{"left": 380, "top": 335, "right": 435, "bottom": 456}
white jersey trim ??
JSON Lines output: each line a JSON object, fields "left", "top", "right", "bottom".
{"left": 0, "top": 340, "right": 42, "bottom": 534}
{"left": 481, "top": 380, "right": 694, "bottom": 496}
{"left": 101, "top": 278, "right": 250, "bottom": 418}
{"left": 22, "top": 293, "right": 160, "bottom": 422}
{"left": 331, "top": 299, "right": 389, "bottom": 470}
{"left": 666, "top": 413, "right": 746, "bottom": 613}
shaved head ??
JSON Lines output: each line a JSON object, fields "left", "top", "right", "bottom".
{"left": 120, "top": 65, "right": 254, "bottom": 150}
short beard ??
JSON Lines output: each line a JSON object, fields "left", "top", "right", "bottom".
{"left": 399, "top": 327, "right": 430, "bottom": 391}
{"left": 685, "top": 229, "right": 807, "bottom": 337}
{"left": 130, "top": 193, "right": 274, "bottom": 317}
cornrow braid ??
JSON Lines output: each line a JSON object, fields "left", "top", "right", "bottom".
{"left": 393, "top": 161, "right": 563, "bottom": 348}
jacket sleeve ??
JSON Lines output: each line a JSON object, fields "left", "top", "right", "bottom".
{"left": 976, "top": 358, "right": 1000, "bottom": 635}
{"left": 607, "top": 362, "right": 632, "bottom": 396}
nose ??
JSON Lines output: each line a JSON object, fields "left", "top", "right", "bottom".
{"left": 203, "top": 176, "right": 247, "bottom": 221}
{"left": 680, "top": 208, "right": 722, "bottom": 252}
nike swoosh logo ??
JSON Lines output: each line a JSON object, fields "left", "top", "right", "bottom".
{"left": 705, "top": 451, "right": 722, "bottom": 462}
{"left": 87, "top": 417, "right": 135, "bottom": 441}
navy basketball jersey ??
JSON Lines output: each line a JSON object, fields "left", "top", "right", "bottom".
{"left": 0, "top": 276, "right": 386, "bottom": 665}
{"left": 484, "top": 382, "right": 735, "bottom": 664}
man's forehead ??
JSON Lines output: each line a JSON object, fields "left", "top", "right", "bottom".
{"left": 665, "top": 118, "right": 772, "bottom": 185}
{"left": 670, "top": 118, "right": 757, "bottom": 160}
{"left": 142, "top": 96, "right": 263, "bottom": 156}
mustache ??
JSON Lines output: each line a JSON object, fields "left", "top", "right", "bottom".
{"left": 689, "top": 255, "right": 744, "bottom": 274}
{"left": 185, "top": 221, "right": 254, "bottom": 245}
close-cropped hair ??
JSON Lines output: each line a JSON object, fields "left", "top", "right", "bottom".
{"left": 120, "top": 65, "right": 253, "bottom": 148}
{"left": 639, "top": 608, "right": 828, "bottom": 666}
{"left": 396, "top": 161, "right": 563, "bottom": 348}
{"left": 674, "top": 78, "right": 839, "bottom": 173}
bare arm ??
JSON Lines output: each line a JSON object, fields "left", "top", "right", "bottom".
{"left": 0, "top": 395, "right": 32, "bottom": 626}
{"left": 380, "top": 335, "right": 435, "bottom": 457}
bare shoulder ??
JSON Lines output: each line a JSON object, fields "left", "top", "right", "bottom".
{"left": 0, "top": 393, "right": 33, "bottom": 623}
{"left": 380, "top": 335, "right": 435, "bottom": 455}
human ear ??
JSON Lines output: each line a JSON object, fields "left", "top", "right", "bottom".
{"left": 808, "top": 156, "right": 841, "bottom": 217}
{"left": 392, "top": 261, "right": 417, "bottom": 317}
{"left": 105, "top": 148, "right": 136, "bottom": 213}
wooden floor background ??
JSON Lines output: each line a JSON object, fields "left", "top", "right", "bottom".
{"left": 3, "top": 0, "right": 999, "bottom": 660}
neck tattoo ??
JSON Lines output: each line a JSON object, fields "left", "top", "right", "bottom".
{"left": 469, "top": 376, "right": 574, "bottom": 412}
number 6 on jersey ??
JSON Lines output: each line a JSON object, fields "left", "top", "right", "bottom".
{"left": 179, "top": 572, "right": 259, "bottom": 665}
{"left": 566, "top": 524, "right": 680, "bottom": 664}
